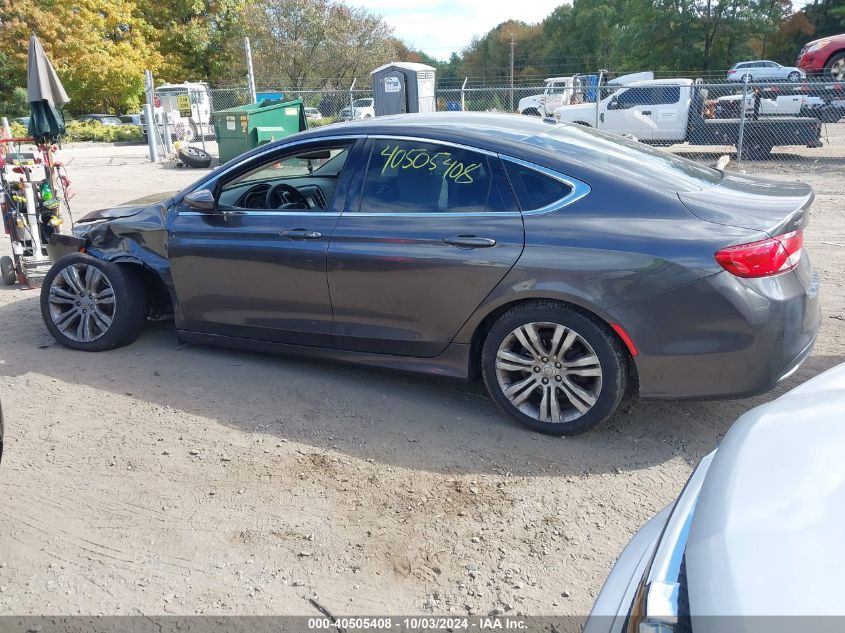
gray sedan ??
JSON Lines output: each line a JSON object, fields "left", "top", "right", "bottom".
{"left": 727, "top": 60, "right": 806, "bottom": 82}
{"left": 39, "top": 113, "right": 819, "bottom": 435}
{"left": 585, "top": 362, "right": 845, "bottom": 630}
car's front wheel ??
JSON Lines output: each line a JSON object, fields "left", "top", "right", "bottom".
{"left": 481, "top": 302, "right": 628, "bottom": 435}
{"left": 40, "top": 254, "right": 149, "bottom": 351}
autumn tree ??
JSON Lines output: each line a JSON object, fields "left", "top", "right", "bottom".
{"left": 0, "top": 0, "right": 162, "bottom": 114}
{"left": 137, "top": 0, "right": 246, "bottom": 83}
{"left": 244, "top": 0, "right": 398, "bottom": 88}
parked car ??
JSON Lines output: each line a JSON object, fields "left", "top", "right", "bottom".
{"left": 584, "top": 362, "right": 845, "bottom": 631}
{"left": 76, "top": 114, "right": 124, "bottom": 126}
{"left": 40, "top": 113, "right": 820, "bottom": 435}
{"left": 339, "top": 98, "right": 374, "bottom": 120}
{"left": 797, "top": 33, "right": 845, "bottom": 80}
{"left": 304, "top": 107, "right": 322, "bottom": 121}
{"left": 10, "top": 116, "right": 30, "bottom": 128}
{"left": 119, "top": 113, "right": 143, "bottom": 126}
{"left": 714, "top": 91, "right": 844, "bottom": 123}
{"left": 554, "top": 79, "right": 822, "bottom": 159}
{"left": 726, "top": 60, "right": 805, "bottom": 82}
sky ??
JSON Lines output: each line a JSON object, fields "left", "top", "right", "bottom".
{"left": 361, "top": 0, "right": 564, "bottom": 60}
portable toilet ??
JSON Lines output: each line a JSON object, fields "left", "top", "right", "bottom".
{"left": 371, "top": 62, "right": 436, "bottom": 116}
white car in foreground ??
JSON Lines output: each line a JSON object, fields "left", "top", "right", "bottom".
{"left": 585, "top": 362, "right": 845, "bottom": 632}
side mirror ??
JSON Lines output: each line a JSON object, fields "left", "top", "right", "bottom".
{"left": 184, "top": 188, "right": 216, "bottom": 212}
{"left": 608, "top": 98, "right": 621, "bottom": 110}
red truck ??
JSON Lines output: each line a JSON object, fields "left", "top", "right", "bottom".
{"left": 797, "top": 33, "right": 845, "bottom": 80}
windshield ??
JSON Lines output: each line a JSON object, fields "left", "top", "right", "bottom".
{"left": 524, "top": 124, "right": 723, "bottom": 192}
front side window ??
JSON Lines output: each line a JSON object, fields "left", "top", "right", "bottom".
{"left": 616, "top": 88, "right": 651, "bottom": 107}
{"left": 358, "top": 139, "right": 495, "bottom": 214}
{"left": 217, "top": 143, "right": 353, "bottom": 210}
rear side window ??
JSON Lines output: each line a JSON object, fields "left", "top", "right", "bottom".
{"left": 359, "top": 139, "right": 494, "bottom": 213}
{"left": 502, "top": 160, "right": 573, "bottom": 211}
{"left": 653, "top": 86, "right": 681, "bottom": 105}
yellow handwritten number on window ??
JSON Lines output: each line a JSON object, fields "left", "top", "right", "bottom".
{"left": 380, "top": 145, "right": 480, "bottom": 184}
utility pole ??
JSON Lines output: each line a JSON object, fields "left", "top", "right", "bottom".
{"left": 244, "top": 37, "right": 257, "bottom": 104}
{"left": 509, "top": 33, "right": 516, "bottom": 112}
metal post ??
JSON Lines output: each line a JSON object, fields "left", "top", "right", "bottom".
{"left": 143, "top": 104, "right": 159, "bottom": 162}
{"left": 349, "top": 78, "right": 357, "bottom": 120}
{"left": 162, "top": 112, "right": 174, "bottom": 155}
{"left": 595, "top": 84, "right": 601, "bottom": 128}
{"left": 509, "top": 34, "right": 515, "bottom": 112}
{"left": 23, "top": 180, "right": 45, "bottom": 261}
{"left": 192, "top": 90, "right": 207, "bottom": 154}
{"left": 461, "top": 77, "right": 468, "bottom": 111}
{"left": 737, "top": 78, "right": 748, "bottom": 164}
{"left": 244, "top": 37, "right": 257, "bottom": 104}
{"left": 143, "top": 70, "right": 160, "bottom": 163}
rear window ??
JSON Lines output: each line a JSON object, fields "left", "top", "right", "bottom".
{"left": 523, "top": 124, "right": 723, "bottom": 193}
{"left": 503, "top": 161, "right": 573, "bottom": 211}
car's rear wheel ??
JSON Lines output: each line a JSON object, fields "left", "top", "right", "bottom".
{"left": 40, "top": 254, "right": 148, "bottom": 351}
{"left": 787, "top": 71, "right": 801, "bottom": 82}
{"left": 481, "top": 302, "right": 628, "bottom": 435}
{"left": 825, "top": 53, "right": 845, "bottom": 81}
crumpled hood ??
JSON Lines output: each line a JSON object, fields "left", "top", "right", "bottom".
{"left": 78, "top": 191, "right": 178, "bottom": 223}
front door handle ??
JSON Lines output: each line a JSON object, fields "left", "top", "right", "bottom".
{"left": 600, "top": 113, "right": 605, "bottom": 123}
{"left": 442, "top": 235, "right": 497, "bottom": 248}
{"left": 279, "top": 228, "right": 322, "bottom": 240}
{"left": 642, "top": 110, "right": 652, "bottom": 115}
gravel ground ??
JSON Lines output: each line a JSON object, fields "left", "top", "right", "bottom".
{"left": 0, "top": 142, "right": 843, "bottom": 617}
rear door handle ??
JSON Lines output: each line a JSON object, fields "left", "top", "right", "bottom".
{"left": 442, "top": 235, "right": 497, "bottom": 248}
{"left": 279, "top": 228, "right": 322, "bottom": 240}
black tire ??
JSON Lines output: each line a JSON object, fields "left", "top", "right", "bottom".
{"left": 787, "top": 71, "right": 801, "bottom": 82}
{"left": 739, "top": 140, "right": 773, "bottom": 160}
{"left": 824, "top": 52, "right": 845, "bottom": 81}
{"left": 522, "top": 108, "right": 541, "bottom": 117}
{"left": 40, "top": 253, "right": 149, "bottom": 352}
{"left": 0, "top": 256, "right": 16, "bottom": 285}
{"left": 481, "top": 301, "right": 628, "bottom": 435}
{"left": 742, "top": 73, "right": 753, "bottom": 83}
{"left": 178, "top": 146, "right": 212, "bottom": 168}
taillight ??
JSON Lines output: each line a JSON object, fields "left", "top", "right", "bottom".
{"left": 715, "top": 230, "right": 803, "bottom": 278}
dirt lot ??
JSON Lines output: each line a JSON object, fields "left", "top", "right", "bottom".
{"left": 0, "top": 142, "right": 843, "bottom": 618}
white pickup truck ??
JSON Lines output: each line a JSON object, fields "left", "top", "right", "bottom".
{"left": 518, "top": 77, "right": 575, "bottom": 117}
{"left": 714, "top": 91, "right": 844, "bottom": 123}
{"left": 553, "top": 78, "right": 823, "bottom": 159}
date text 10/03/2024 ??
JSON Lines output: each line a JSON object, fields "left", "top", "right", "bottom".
{"left": 307, "top": 616, "right": 528, "bottom": 630}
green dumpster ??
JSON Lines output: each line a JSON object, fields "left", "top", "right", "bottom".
{"left": 213, "top": 99, "right": 308, "bottom": 164}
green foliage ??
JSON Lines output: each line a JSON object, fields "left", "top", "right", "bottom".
{"left": 306, "top": 116, "right": 340, "bottom": 127}
{"left": 64, "top": 121, "right": 144, "bottom": 143}
{"left": 0, "top": 86, "right": 29, "bottom": 118}
{"left": 9, "top": 121, "right": 27, "bottom": 138}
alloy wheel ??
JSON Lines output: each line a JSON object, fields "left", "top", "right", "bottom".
{"left": 832, "top": 59, "right": 845, "bottom": 81}
{"left": 495, "top": 321, "right": 603, "bottom": 424}
{"left": 47, "top": 263, "right": 116, "bottom": 342}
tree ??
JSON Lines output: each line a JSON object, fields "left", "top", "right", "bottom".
{"left": 244, "top": 0, "right": 398, "bottom": 88}
{"left": 0, "top": 0, "right": 162, "bottom": 114}
{"left": 138, "top": 0, "right": 246, "bottom": 83}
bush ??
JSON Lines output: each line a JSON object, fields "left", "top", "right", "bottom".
{"left": 306, "top": 116, "right": 340, "bottom": 128}
{"left": 63, "top": 120, "right": 144, "bottom": 143}
{"left": 9, "top": 121, "right": 27, "bottom": 138}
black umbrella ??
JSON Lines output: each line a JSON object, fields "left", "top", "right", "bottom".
{"left": 26, "top": 34, "right": 69, "bottom": 144}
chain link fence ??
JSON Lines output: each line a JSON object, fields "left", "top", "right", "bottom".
{"left": 145, "top": 79, "right": 845, "bottom": 169}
